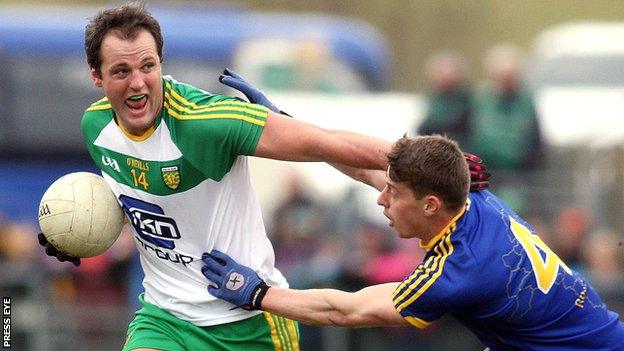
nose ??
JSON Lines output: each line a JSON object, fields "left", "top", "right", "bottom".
{"left": 377, "top": 188, "right": 388, "bottom": 208}
{"left": 129, "top": 70, "right": 146, "bottom": 91}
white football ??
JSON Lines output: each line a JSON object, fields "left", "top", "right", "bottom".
{"left": 38, "top": 172, "right": 124, "bottom": 258}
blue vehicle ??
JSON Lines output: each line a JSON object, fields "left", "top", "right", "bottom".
{"left": 0, "top": 4, "right": 391, "bottom": 221}
{"left": 0, "top": 4, "right": 390, "bottom": 155}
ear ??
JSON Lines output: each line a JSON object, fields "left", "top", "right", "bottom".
{"left": 90, "top": 68, "right": 103, "bottom": 88}
{"left": 423, "top": 195, "right": 442, "bottom": 216}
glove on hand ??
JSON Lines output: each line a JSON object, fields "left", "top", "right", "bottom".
{"left": 37, "top": 233, "right": 80, "bottom": 266}
{"left": 219, "top": 68, "right": 291, "bottom": 116}
{"left": 201, "top": 249, "right": 269, "bottom": 310}
{"left": 464, "top": 152, "right": 492, "bottom": 191}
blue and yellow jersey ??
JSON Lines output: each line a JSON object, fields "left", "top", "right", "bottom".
{"left": 393, "top": 190, "right": 624, "bottom": 350}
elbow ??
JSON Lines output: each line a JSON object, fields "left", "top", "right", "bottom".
{"left": 326, "top": 312, "right": 366, "bottom": 328}
{"left": 326, "top": 314, "right": 351, "bottom": 327}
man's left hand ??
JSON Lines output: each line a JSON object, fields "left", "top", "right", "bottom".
{"left": 201, "top": 249, "right": 269, "bottom": 310}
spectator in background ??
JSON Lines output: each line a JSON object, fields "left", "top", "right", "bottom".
{"left": 469, "top": 43, "right": 544, "bottom": 171}
{"left": 552, "top": 205, "right": 591, "bottom": 273}
{"left": 269, "top": 171, "right": 330, "bottom": 289}
{"left": 359, "top": 226, "right": 422, "bottom": 286}
{"left": 581, "top": 228, "right": 624, "bottom": 298}
{"left": 416, "top": 50, "right": 473, "bottom": 149}
{"left": 0, "top": 218, "right": 37, "bottom": 264}
{"left": 468, "top": 44, "right": 544, "bottom": 213}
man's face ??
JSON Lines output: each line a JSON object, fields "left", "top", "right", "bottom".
{"left": 90, "top": 29, "right": 163, "bottom": 136}
{"left": 376, "top": 171, "right": 427, "bottom": 239}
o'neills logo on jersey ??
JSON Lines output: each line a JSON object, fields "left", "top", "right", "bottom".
{"left": 161, "top": 165, "right": 180, "bottom": 190}
{"left": 126, "top": 157, "right": 149, "bottom": 171}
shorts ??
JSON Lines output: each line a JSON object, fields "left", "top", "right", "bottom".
{"left": 123, "top": 294, "right": 300, "bottom": 351}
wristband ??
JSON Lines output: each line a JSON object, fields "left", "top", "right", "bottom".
{"left": 247, "top": 282, "right": 270, "bottom": 311}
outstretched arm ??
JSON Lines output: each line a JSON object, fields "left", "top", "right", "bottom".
{"left": 219, "top": 68, "right": 491, "bottom": 190}
{"left": 255, "top": 112, "right": 391, "bottom": 170}
{"left": 201, "top": 250, "right": 408, "bottom": 327}
{"left": 220, "top": 68, "right": 390, "bottom": 171}
{"left": 262, "top": 283, "right": 406, "bottom": 327}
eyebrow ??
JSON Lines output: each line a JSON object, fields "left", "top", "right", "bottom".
{"left": 109, "top": 55, "right": 156, "bottom": 69}
{"left": 109, "top": 62, "right": 129, "bottom": 69}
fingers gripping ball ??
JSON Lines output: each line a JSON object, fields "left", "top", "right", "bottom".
{"left": 38, "top": 172, "right": 124, "bottom": 258}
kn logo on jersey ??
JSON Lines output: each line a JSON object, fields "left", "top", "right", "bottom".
{"left": 119, "top": 195, "right": 181, "bottom": 249}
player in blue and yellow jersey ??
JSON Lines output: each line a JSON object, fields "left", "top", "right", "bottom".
{"left": 202, "top": 135, "right": 624, "bottom": 350}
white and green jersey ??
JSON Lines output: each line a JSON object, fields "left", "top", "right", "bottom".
{"left": 81, "top": 75, "right": 288, "bottom": 326}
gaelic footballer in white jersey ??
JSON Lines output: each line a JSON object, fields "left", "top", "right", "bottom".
{"left": 82, "top": 75, "right": 288, "bottom": 326}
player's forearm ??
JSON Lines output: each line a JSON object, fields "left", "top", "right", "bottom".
{"left": 261, "top": 287, "right": 360, "bottom": 327}
{"left": 323, "top": 129, "right": 388, "bottom": 190}
{"left": 261, "top": 283, "right": 406, "bottom": 328}
{"left": 202, "top": 249, "right": 407, "bottom": 328}
{"left": 329, "top": 163, "right": 385, "bottom": 191}
{"left": 307, "top": 127, "right": 389, "bottom": 170}
{"left": 257, "top": 114, "right": 389, "bottom": 170}
{"left": 326, "top": 129, "right": 391, "bottom": 170}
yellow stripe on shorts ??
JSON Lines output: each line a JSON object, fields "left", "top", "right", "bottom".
{"left": 263, "top": 312, "right": 299, "bottom": 351}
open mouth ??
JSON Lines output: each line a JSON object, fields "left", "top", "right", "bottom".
{"left": 125, "top": 94, "right": 148, "bottom": 110}
{"left": 383, "top": 213, "right": 393, "bottom": 227}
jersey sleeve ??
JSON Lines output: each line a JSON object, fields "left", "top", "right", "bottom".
{"left": 81, "top": 97, "right": 114, "bottom": 167}
{"left": 162, "top": 78, "right": 270, "bottom": 181}
{"left": 392, "top": 234, "right": 478, "bottom": 328}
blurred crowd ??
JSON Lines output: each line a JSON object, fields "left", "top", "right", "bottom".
{"left": 1, "top": 41, "right": 623, "bottom": 350}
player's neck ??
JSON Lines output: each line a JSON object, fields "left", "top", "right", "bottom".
{"left": 419, "top": 208, "right": 463, "bottom": 247}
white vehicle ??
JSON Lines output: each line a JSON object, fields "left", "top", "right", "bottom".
{"left": 526, "top": 21, "right": 624, "bottom": 147}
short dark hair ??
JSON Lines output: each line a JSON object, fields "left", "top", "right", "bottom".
{"left": 85, "top": 1, "right": 163, "bottom": 75}
{"left": 387, "top": 135, "right": 469, "bottom": 211}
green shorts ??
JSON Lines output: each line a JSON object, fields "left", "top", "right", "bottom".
{"left": 123, "top": 294, "right": 300, "bottom": 351}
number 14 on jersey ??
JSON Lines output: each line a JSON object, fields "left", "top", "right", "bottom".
{"left": 131, "top": 169, "right": 149, "bottom": 190}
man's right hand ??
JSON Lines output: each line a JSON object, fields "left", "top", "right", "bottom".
{"left": 201, "top": 250, "right": 269, "bottom": 310}
{"left": 37, "top": 233, "right": 80, "bottom": 266}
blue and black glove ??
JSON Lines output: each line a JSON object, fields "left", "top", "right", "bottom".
{"left": 219, "top": 68, "right": 291, "bottom": 116}
{"left": 201, "top": 250, "right": 269, "bottom": 311}
{"left": 464, "top": 152, "right": 492, "bottom": 191}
